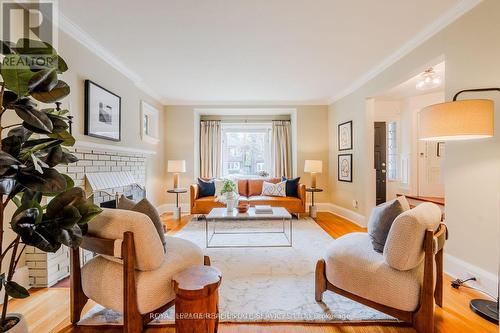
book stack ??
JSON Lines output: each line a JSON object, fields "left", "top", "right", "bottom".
{"left": 255, "top": 205, "right": 273, "bottom": 214}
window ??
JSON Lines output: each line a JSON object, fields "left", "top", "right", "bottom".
{"left": 221, "top": 123, "right": 272, "bottom": 177}
{"left": 387, "top": 121, "right": 398, "bottom": 180}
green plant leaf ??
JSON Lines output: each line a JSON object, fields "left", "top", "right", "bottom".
{"left": 30, "top": 80, "right": 70, "bottom": 103}
{"left": 56, "top": 56, "right": 68, "bottom": 73}
{"left": 1, "top": 54, "right": 34, "bottom": 97}
{"left": 47, "top": 114, "right": 69, "bottom": 133}
{"left": 17, "top": 167, "right": 67, "bottom": 194}
{"left": 2, "top": 90, "right": 18, "bottom": 108}
{"left": 47, "top": 130, "right": 75, "bottom": 146}
{"left": 0, "top": 151, "right": 20, "bottom": 166}
{"left": 28, "top": 68, "right": 58, "bottom": 92}
{"left": 13, "top": 98, "right": 53, "bottom": 133}
{"left": 5, "top": 281, "right": 29, "bottom": 299}
{"left": 46, "top": 187, "right": 85, "bottom": 218}
{"left": 7, "top": 126, "right": 32, "bottom": 140}
{"left": 42, "top": 145, "right": 78, "bottom": 167}
{"left": 1, "top": 135, "right": 23, "bottom": 158}
{"left": 0, "top": 40, "right": 15, "bottom": 55}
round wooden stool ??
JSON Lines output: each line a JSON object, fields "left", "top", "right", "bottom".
{"left": 172, "top": 265, "right": 222, "bottom": 333}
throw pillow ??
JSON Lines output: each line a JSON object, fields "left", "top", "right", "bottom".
{"left": 281, "top": 176, "right": 300, "bottom": 198}
{"left": 117, "top": 194, "right": 136, "bottom": 210}
{"left": 198, "top": 178, "right": 215, "bottom": 197}
{"left": 367, "top": 198, "right": 406, "bottom": 253}
{"left": 261, "top": 181, "right": 286, "bottom": 197}
{"left": 132, "top": 198, "right": 167, "bottom": 251}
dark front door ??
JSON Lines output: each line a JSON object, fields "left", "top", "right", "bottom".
{"left": 374, "top": 122, "right": 387, "bottom": 205}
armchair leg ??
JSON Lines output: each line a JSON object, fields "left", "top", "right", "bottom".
{"left": 434, "top": 249, "right": 444, "bottom": 307}
{"left": 70, "top": 247, "right": 88, "bottom": 324}
{"left": 315, "top": 259, "right": 327, "bottom": 302}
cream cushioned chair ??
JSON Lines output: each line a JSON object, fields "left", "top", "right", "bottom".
{"left": 316, "top": 202, "right": 447, "bottom": 333}
{"left": 70, "top": 208, "right": 208, "bottom": 332}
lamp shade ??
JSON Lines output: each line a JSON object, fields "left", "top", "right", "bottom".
{"left": 419, "top": 99, "right": 494, "bottom": 141}
{"left": 304, "top": 160, "right": 323, "bottom": 173}
{"left": 167, "top": 160, "right": 186, "bottom": 173}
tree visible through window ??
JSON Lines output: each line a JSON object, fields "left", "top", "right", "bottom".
{"left": 221, "top": 124, "right": 272, "bottom": 177}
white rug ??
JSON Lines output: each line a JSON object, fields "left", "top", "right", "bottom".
{"left": 79, "top": 217, "right": 396, "bottom": 325}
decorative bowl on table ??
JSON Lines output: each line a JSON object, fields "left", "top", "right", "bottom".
{"left": 237, "top": 204, "right": 249, "bottom": 213}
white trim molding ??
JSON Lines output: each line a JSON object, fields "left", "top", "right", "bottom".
{"left": 157, "top": 203, "right": 190, "bottom": 216}
{"left": 315, "top": 203, "right": 366, "bottom": 227}
{"left": 74, "top": 140, "right": 157, "bottom": 155}
{"left": 444, "top": 254, "right": 498, "bottom": 297}
{"left": 327, "top": 0, "right": 482, "bottom": 104}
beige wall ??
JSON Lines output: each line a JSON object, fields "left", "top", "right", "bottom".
{"left": 328, "top": 0, "right": 500, "bottom": 277}
{"left": 58, "top": 31, "right": 166, "bottom": 206}
{"left": 164, "top": 105, "right": 330, "bottom": 206}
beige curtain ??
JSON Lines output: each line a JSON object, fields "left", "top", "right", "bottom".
{"left": 272, "top": 120, "right": 292, "bottom": 178}
{"left": 200, "top": 120, "right": 221, "bottom": 178}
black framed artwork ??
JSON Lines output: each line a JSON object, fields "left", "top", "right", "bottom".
{"left": 84, "top": 80, "right": 121, "bottom": 141}
{"left": 338, "top": 153, "right": 352, "bottom": 182}
{"left": 338, "top": 120, "right": 352, "bottom": 151}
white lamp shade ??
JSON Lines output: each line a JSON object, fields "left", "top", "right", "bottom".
{"left": 167, "top": 160, "right": 186, "bottom": 173}
{"left": 419, "top": 99, "right": 494, "bottom": 141}
{"left": 304, "top": 160, "right": 323, "bottom": 173}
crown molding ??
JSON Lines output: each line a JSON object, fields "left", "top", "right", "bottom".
{"left": 327, "top": 0, "right": 483, "bottom": 105}
{"left": 57, "top": 13, "right": 164, "bottom": 104}
{"left": 161, "top": 99, "right": 330, "bottom": 106}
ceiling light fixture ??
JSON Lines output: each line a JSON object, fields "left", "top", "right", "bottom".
{"left": 416, "top": 68, "right": 441, "bottom": 90}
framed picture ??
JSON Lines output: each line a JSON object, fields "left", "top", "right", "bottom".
{"left": 338, "top": 121, "right": 352, "bottom": 151}
{"left": 338, "top": 154, "right": 352, "bottom": 182}
{"left": 84, "top": 80, "right": 121, "bottom": 141}
{"left": 140, "top": 101, "right": 160, "bottom": 144}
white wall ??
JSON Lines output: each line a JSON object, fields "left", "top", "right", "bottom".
{"left": 328, "top": 0, "right": 500, "bottom": 292}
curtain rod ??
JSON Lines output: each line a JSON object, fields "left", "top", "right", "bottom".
{"left": 200, "top": 115, "right": 291, "bottom": 122}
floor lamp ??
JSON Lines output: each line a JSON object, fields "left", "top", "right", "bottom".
{"left": 420, "top": 87, "right": 498, "bottom": 324}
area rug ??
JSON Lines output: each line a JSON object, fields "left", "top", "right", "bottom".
{"left": 78, "top": 217, "right": 396, "bottom": 325}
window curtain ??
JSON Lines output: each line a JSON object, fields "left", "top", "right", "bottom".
{"left": 272, "top": 120, "right": 292, "bottom": 178}
{"left": 200, "top": 120, "right": 221, "bottom": 179}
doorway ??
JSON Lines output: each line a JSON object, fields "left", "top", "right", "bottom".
{"left": 374, "top": 122, "right": 387, "bottom": 205}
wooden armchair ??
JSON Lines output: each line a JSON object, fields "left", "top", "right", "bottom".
{"left": 315, "top": 203, "right": 447, "bottom": 333}
{"left": 70, "top": 208, "right": 209, "bottom": 332}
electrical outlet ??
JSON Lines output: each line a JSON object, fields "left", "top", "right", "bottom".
{"left": 352, "top": 200, "right": 358, "bottom": 208}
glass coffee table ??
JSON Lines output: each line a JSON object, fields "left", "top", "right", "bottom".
{"left": 203, "top": 207, "right": 293, "bottom": 248}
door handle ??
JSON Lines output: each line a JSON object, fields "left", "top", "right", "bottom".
{"left": 381, "top": 170, "right": 386, "bottom": 173}
{"left": 381, "top": 162, "right": 386, "bottom": 167}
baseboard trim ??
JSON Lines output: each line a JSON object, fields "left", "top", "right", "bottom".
{"left": 156, "top": 203, "right": 190, "bottom": 215}
{"left": 444, "top": 254, "right": 498, "bottom": 297}
{"left": 315, "top": 202, "right": 366, "bottom": 227}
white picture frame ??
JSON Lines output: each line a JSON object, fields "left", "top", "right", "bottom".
{"left": 140, "top": 101, "right": 160, "bottom": 144}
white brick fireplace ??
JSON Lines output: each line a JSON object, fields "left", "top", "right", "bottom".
{"left": 25, "top": 142, "right": 151, "bottom": 287}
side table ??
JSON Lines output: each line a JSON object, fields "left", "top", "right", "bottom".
{"left": 172, "top": 265, "right": 222, "bottom": 333}
{"left": 167, "top": 188, "right": 188, "bottom": 220}
{"left": 305, "top": 188, "right": 323, "bottom": 219}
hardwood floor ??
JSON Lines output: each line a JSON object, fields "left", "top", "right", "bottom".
{"left": 4, "top": 212, "right": 497, "bottom": 333}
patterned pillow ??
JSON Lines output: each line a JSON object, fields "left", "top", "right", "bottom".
{"left": 261, "top": 181, "right": 286, "bottom": 197}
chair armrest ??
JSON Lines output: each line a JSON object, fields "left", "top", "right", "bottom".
{"left": 190, "top": 184, "right": 199, "bottom": 207}
{"left": 81, "top": 235, "right": 121, "bottom": 258}
{"left": 298, "top": 183, "right": 306, "bottom": 203}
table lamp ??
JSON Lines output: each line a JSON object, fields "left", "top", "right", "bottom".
{"left": 304, "top": 160, "right": 322, "bottom": 188}
{"left": 168, "top": 160, "right": 186, "bottom": 189}
{"left": 419, "top": 87, "right": 497, "bottom": 324}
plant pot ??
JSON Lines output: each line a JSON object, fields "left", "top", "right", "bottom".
{"left": 3, "top": 313, "right": 28, "bottom": 333}
{"left": 225, "top": 192, "right": 237, "bottom": 212}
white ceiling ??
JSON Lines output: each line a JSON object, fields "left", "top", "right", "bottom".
{"left": 378, "top": 61, "right": 446, "bottom": 99}
{"left": 59, "top": 0, "right": 468, "bottom": 105}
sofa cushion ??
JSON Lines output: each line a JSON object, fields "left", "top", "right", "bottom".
{"left": 367, "top": 198, "right": 405, "bottom": 253}
{"left": 261, "top": 181, "right": 286, "bottom": 197}
{"left": 248, "top": 178, "right": 280, "bottom": 197}
{"left": 384, "top": 202, "right": 442, "bottom": 271}
{"left": 87, "top": 209, "right": 165, "bottom": 271}
{"left": 324, "top": 232, "right": 423, "bottom": 312}
{"left": 197, "top": 178, "right": 215, "bottom": 197}
{"left": 82, "top": 236, "right": 204, "bottom": 314}
{"left": 238, "top": 179, "right": 248, "bottom": 196}
{"left": 248, "top": 196, "right": 304, "bottom": 213}
{"left": 281, "top": 176, "right": 300, "bottom": 198}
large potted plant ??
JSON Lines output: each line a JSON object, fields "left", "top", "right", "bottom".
{"left": 0, "top": 38, "right": 102, "bottom": 332}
